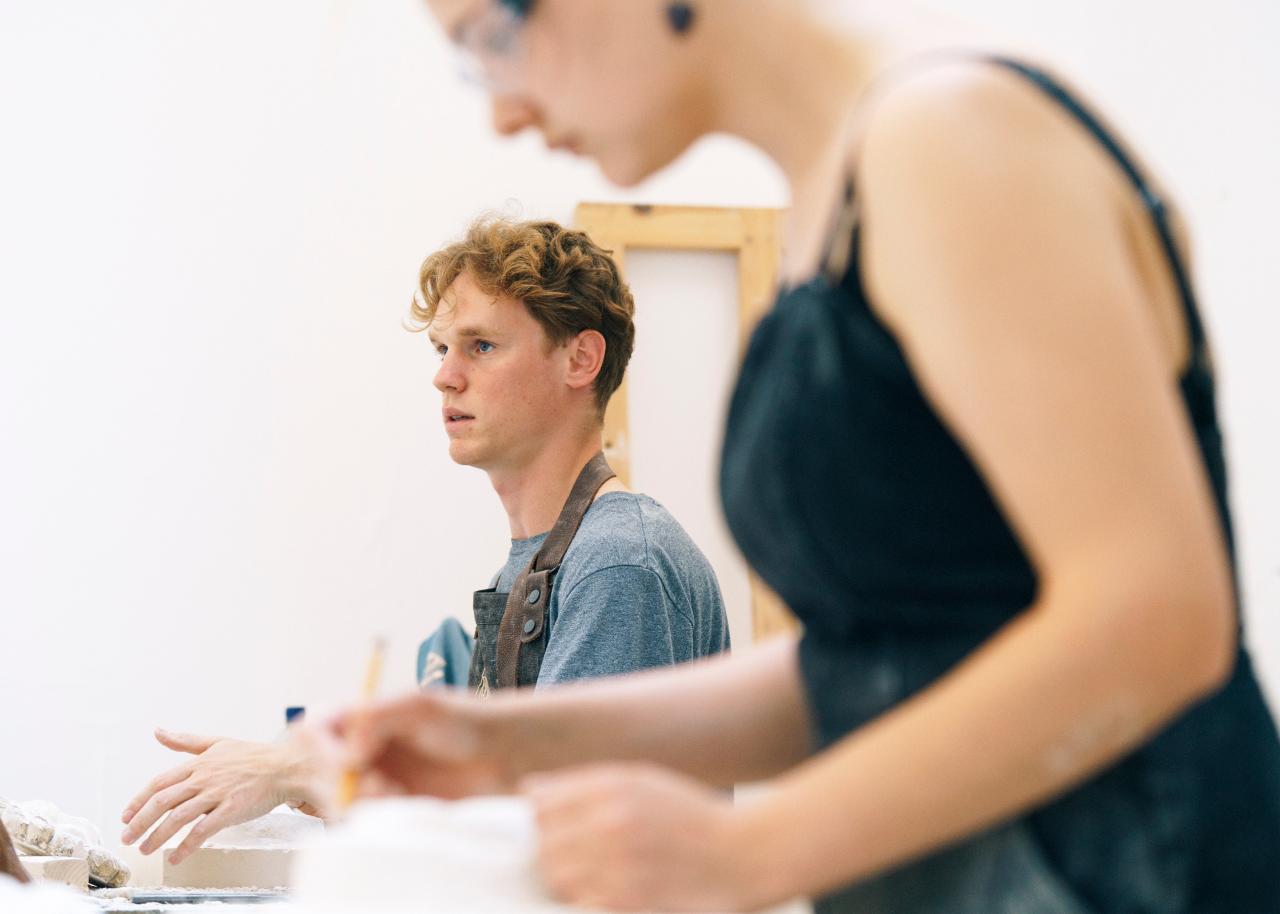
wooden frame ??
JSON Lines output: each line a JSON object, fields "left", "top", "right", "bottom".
{"left": 575, "top": 202, "right": 797, "bottom": 641}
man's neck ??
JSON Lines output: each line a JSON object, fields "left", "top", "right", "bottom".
{"left": 488, "top": 434, "right": 610, "bottom": 540}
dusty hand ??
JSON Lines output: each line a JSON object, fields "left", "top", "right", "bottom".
{"left": 120, "top": 728, "right": 315, "bottom": 865}
{"left": 522, "top": 763, "right": 764, "bottom": 913}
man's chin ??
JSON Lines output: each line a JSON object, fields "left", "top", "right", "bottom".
{"left": 447, "top": 441, "right": 471, "bottom": 466}
{"left": 447, "top": 441, "right": 490, "bottom": 470}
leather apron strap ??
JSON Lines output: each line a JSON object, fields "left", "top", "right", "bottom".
{"left": 494, "top": 452, "right": 616, "bottom": 689}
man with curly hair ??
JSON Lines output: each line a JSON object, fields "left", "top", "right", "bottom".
{"left": 118, "top": 218, "right": 730, "bottom": 861}
{"left": 413, "top": 217, "right": 730, "bottom": 693}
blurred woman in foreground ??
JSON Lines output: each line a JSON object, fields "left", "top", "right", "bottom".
{"left": 300, "top": 2, "right": 1280, "bottom": 911}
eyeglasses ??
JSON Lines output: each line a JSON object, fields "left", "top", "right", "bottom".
{"left": 452, "top": 0, "right": 536, "bottom": 93}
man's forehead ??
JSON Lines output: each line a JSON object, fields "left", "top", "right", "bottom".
{"left": 429, "top": 300, "right": 487, "bottom": 332}
{"left": 441, "top": 272, "right": 504, "bottom": 315}
{"left": 429, "top": 284, "right": 505, "bottom": 338}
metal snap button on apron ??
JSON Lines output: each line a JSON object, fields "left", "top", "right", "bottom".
{"left": 527, "top": 588, "right": 541, "bottom": 604}
{"left": 522, "top": 618, "right": 536, "bottom": 635}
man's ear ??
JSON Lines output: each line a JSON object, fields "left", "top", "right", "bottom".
{"left": 564, "top": 329, "right": 606, "bottom": 392}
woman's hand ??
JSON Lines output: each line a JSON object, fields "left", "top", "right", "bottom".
{"left": 523, "top": 763, "right": 774, "bottom": 913}
{"left": 300, "top": 691, "right": 513, "bottom": 803}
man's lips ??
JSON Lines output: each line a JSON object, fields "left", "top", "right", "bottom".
{"left": 442, "top": 406, "right": 475, "bottom": 425}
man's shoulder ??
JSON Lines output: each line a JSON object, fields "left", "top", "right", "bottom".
{"left": 563, "top": 492, "right": 659, "bottom": 572}
{"left": 557, "top": 492, "right": 710, "bottom": 589}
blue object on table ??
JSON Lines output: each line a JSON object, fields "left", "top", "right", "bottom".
{"left": 285, "top": 706, "right": 306, "bottom": 725}
{"left": 416, "top": 618, "right": 474, "bottom": 689}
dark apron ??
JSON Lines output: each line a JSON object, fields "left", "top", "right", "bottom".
{"left": 468, "top": 452, "right": 616, "bottom": 695}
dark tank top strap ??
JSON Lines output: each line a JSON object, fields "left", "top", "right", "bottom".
{"left": 818, "top": 55, "right": 1210, "bottom": 368}
{"left": 819, "top": 177, "right": 860, "bottom": 287}
{"left": 986, "top": 57, "right": 1208, "bottom": 359}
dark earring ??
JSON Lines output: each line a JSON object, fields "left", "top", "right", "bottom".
{"left": 665, "top": 2, "right": 696, "bottom": 36}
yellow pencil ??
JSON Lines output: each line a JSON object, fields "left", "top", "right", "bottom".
{"left": 338, "top": 637, "right": 387, "bottom": 809}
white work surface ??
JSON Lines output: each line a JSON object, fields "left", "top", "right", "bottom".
{"left": 8, "top": 797, "right": 813, "bottom": 913}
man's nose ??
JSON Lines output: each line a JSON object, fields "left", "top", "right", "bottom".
{"left": 433, "top": 353, "right": 465, "bottom": 393}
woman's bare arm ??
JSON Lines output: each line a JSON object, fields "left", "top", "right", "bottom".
{"left": 331, "top": 633, "right": 812, "bottom": 800}
{"left": 494, "top": 633, "right": 811, "bottom": 785}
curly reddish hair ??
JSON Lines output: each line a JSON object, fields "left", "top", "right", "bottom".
{"left": 411, "top": 217, "right": 636, "bottom": 413}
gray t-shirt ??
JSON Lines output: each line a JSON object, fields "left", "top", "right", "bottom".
{"left": 491, "top": 492, "right": 730, "bottom": 687}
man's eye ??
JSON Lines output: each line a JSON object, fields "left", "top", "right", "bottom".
{"left": 434, "top": 344, "right": 447, "bottom": 358}
{"left": 476, "top": 341, "right": 495, "bottom": 354}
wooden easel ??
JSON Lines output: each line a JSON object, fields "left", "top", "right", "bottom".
{"left": 574, "top": 203, "right": 798, "bottom": 642}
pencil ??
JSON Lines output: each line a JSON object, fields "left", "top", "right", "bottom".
{"left": 337, "top": 637, "right": 387, "bottom": 809}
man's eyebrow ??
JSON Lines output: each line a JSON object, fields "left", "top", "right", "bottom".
{"left": 428, "top": 325, "right": 500, "bottom": 345}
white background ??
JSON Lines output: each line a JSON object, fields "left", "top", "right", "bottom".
{"left": 1, "top": 0, "right": 1275, "bottom": 882}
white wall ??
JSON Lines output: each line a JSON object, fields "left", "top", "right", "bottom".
{"left": 0, "top": 0, "right": 1275, "bottom": 873}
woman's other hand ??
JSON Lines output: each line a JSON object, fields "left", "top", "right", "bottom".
{"left": 523, "top": 763, "right": 775, "bottom": 913}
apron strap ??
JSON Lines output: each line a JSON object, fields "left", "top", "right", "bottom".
{"left": 532, "top": 452, "right": 617, "bottom": 573}
{"left": 495, "top": 452, "right": 617, "bottom": 688}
